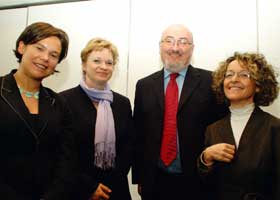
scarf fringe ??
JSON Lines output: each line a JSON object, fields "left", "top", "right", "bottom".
{"left": 94, "top": 142, "right": 116, "bottom": 170}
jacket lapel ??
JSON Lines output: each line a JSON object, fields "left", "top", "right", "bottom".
{"left": 1, "top": 72, "right": 38, "bottom": 139}
{"left": 152, "top": 67, "right": 201, "bottom": 113}
{"left": 76, "top": 86, "right": 97, "bottom": 129}
{"left": 219, "top": 107, "right": 263, "bottom": 149}
{"left": 152, "top": 69, "right": 165, "bottom": 111}
{"left": 178, "top": 65, "right": 201, "bottom": 112}
{"left": 237, "top": 107, "right": 263, "bottom": 150}
{"left": 220, "top": 115, "right": 236, "bottom": 146}
{"left": 37, "top": 87, "right": 55, "bottom": 137}
{"left": 111, "top": 92, "right": 120, "bottom": 142}
{"left": 1, "top": 71, "right": 56, "bottom": 139}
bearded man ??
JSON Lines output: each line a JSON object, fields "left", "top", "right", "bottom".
{"left": 132, "top": 24, "right": 227, "bottom": 200}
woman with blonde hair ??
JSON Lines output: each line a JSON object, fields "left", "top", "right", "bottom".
{"left": 60, "top": 38, "right": 134, "bottom": 200}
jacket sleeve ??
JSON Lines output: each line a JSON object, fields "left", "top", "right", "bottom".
{"left": 0, "top": 179, "right": 28, "bottom": 200}
{"left": 131, "top": 81, "right": 144, "bottom": 184}
{"left": 272, "top": 120, "right": 280, "bottom": 200}
{"left": 117, "top": 97, "right": 135, "bottom": 177}
{"left": 43, "top": 97, "right": 80, "bottom": 200}
{"left": 197, "top": 126, "right": 215, "bottom": 178}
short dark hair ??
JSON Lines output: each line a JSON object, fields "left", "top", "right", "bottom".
{"left": 14, "top": 22, "right": 69, "bottom": 63}
{"left": 212, "top": 52, "right": 279, "bottom": 106}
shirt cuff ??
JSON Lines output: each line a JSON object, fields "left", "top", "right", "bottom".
{"left": 200, "top": 150, "right": 214, "bottom": 167}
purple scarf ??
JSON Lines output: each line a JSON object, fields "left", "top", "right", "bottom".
{"left": 80, "top": 79, "right": 116, "bottom": 170}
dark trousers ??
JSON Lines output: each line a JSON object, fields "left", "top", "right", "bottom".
{"left": 152, "top": 169, "right": 187, "bottom": 200}
{"left": 141, "top": 168, "right": 206, "bottom": 200}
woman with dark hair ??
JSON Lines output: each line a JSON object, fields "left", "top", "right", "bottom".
{"left": 0, "top": 22, "right": 73, "bottom": 200}
{"left": 198, "top": 52, "right": 280, "bottom": 200}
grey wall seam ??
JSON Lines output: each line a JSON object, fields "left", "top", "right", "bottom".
{"left": 26, "top": 7, "right": 29, "bottom": 27}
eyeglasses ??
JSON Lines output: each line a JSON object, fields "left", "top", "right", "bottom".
{"left": 161, "top": 37, "right": 192, "bottom": 47}
{"left": 224, "top": 70, "right": 251, "bottom": 80}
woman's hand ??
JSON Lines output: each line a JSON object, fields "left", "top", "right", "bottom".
{"left": 137, "top": 184, "right": 142, "bottom": 196}
{"left": 91, "top": 183, "right": 112, "bottom": 200}
{"left": 203, "top": 143, "right": 235, "bottom": 165}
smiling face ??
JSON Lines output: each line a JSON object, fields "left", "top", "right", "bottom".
{"left": 160, "top": 24, "right": 194, "bottom": 73}
{"left": 17, "top": 36, "right": 61, "bottom": 81}
{"left": 223, "top": 60, "right": 257, "bottom": 108}
{"left": 82, "top": 48, "right": 114, "bottom": 89}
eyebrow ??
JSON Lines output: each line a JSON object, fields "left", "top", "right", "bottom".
{"left": 92, "top": 56, "right": 113, "bottom": 61}
{"left": 36, "top": 42, "right": 60, "bottom": 55}
{"left": 226, "top": 70, "right": 250, "bottom": 72}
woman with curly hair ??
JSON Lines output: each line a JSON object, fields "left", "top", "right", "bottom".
{"left": 198, "top": 52, "right": 280, "bottom": 200}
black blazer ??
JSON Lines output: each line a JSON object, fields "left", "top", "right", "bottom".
{"left": 60, "top": 85, "right": 134, "bottom": 200}
{"left": 199, "top": 107, "right": 280, "bottom": 200}
{"left": 132, "top": 66, "right": 227, "bottom": 199}
{"left": 0, "top": 71, "right": 75, "bottom": 200}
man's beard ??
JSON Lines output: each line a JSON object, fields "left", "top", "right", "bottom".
{"left": 164, "top": 60, "right": 186, "bottom": 72}
{"left": 162, "top": 50, "right": 188, "bottom": 72}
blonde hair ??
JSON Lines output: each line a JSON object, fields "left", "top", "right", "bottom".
{"left": 80, "top": 37, "right": 119, "bottom": 65}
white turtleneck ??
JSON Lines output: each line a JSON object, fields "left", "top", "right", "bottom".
{"left": 230, "top": 103, "right": 255, "bottom": 148}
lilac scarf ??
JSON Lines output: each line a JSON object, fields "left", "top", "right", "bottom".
{"left": 80, "top": 79, "right": 116, "bottom": 170}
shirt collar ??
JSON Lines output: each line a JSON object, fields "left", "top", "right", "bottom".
{"left": 164, "top": 67, "right": 188, "bottom": 79}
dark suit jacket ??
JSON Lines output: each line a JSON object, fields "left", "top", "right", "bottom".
{"left": 132, "top": 66, "right": 227, "bottom": 199}
{"left": 199, "top": 107, "right": 280, "bottom": 200}
{"left": 60, "top": 86, "right": 134, "bottom": 200}
{"left": 0, "top": 71, "right": 75, "bottom": 200}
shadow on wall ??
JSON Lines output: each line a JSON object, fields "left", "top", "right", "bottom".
{"left": 42, "top": 59, "right": 70, "bottom": 92}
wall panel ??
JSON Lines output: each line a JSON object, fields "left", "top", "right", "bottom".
{"left": 28, "top": 0, "right": 130, "bottom": 95}
{"left": 0, "top": 8, "right": 27, "bottom": 75}
{"left": 258, "top": 0, "right": 280, "bottom": 117}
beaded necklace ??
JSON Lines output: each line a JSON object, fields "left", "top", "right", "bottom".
{"left": 18, "top": 86, "right": 40, "bottom": 99}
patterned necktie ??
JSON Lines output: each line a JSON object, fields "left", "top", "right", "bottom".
{"left": 160, "top": 73, "right": 179, "bottom": 166}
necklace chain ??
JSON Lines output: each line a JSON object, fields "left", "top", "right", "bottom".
{"left": 18, "top": 86, "right": 39, "bottom": 99}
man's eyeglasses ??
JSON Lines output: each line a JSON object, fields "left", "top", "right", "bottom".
{"left": 161, "top": 37, "right": 192, "bottom": 48}
{"left": 224, "top": 70, "right": 251, "bottom": 80}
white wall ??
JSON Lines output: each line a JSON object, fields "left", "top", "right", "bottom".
{"left": 258, "top": 0, "right": 280, "bottom": 116}
{"left": 28, "top": 0, "right": 130, "bottom": 95}
{"left": 0, "top": 0, "right": 280, "bottom": 199}
{"left": 128, "top": 0, "right": 257, "bottom": 102}
{"left": 0, "top": 8, "right": 27, "bottom": 75}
